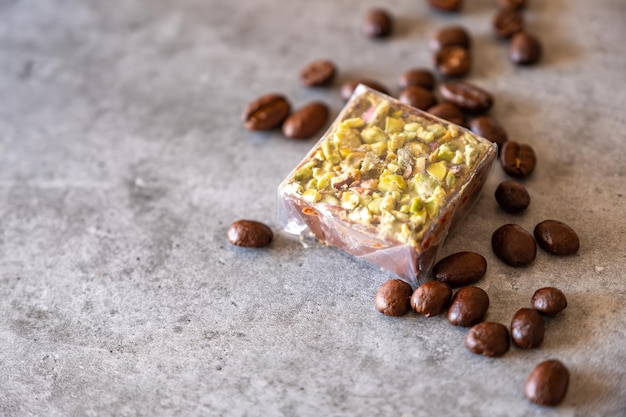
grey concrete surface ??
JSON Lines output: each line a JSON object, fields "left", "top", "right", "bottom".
{"left": 1, "top": 0, "right": 625, "bottom": 416}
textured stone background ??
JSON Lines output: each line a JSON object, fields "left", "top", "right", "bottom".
{"left": 1, "top": 0, "right": 625, "bottom": 416}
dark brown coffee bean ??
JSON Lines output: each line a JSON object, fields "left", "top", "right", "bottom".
{"left": 428, "top": 0, "right": 463, "bottom": 12}
{"left": 534, "top": 220, "right": 580, "bottom": 256}
{"left": 242, "top": 94, "right": 291, "bottom": 131}
{"left": 427, "top": 102, "right": 465, "bottom": 126}
{"left": 363, "top": 8, "right": 393, "bottom": 38}
{"left": 495, "top": 0, "right": 526, "bottom": 10}
{"left": 375, "top": 279, "right": 413, "bottom": 316}
{"left": 469, "top": 115, "right": 508, "bottom": 149}
{"left": 492, "top": 224, "right": 536, "bottom": 266}
{"left": 465, "top": 322, "right": 510, "bottom": 357}
{"left": 439, "top": 81, "right": 494, "bottom": 113}
{"left": 299, "top": 59, "right": 336, "bottom": 87}
{"left": 510, "top": 32, "right": 542, "bottom": 65}
{"left": 495, "top": 180, "right": 530, "bottom": 213}
{"left": 500, "top": 141, "right": 536, "bottom": 178}
{"left": 435, "top": 46, "right": 472, "bottom": 78}
{"left": 282, "top": 102, "right": 329, "bottom": 139}
{"left": 341, "top": 79, "right": 390, "bottom": 101}
{"left": 398, "top": 68, "right": 436, "bottom": 90}
{"left": 433, "top": 252, "right": 487, "bottom": 288}
{"left": 532, "top": 287, "right": 568, "bottom": 316}
{"left": 430, "top": 26, "right": 471, "bottom": 51}
{"left": 411, "top": 281, "right": 452, "bottom": 317}
{"left": 398, "top": 86, "right": 437, "bottom": 110}
{"left": 525, "top": 360, "right": 570, "bottom": 406}
{"left": 447, "top": 286, "right": 489, "bottom": 327}
{"left": 511, "top": 308, "right": 545, "bottom": 348}
{"left": 227, "top": 219, "right": 273, "bottom": 248}
{"left": 493, "top": 7, "right": 524, "bottom": 39}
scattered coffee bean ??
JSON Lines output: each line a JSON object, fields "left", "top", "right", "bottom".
{"left": 525, "top": 360, "right": 570, "bottom": 406}
{"left": 447, "top": 286, "right": 490, "bottom": 327}
{"left": 375, "top": 279, "right": 413, "bottom": 316}
{"left": 282, "top": 102, "right": 329, "bottom": 139}
{"left": 435, "top": 46, "right": 472, "bottom": 77}
{"left": 465, "top": 322, "right": 510, "bottom": 357}
{"left": 469, "top": 115, "right": 508, "bottom": 149}
{"left": 428, "top": 0, "right": 463, "bottom": 12}
{"left": 430, "top": 25, "right": 471, "bottom": 51}
{"left": 427, "top": 102, "right": 466, "bottom": 126}
{"left": 532, "top": 287, "right": 568, "bottom": 316}
{"left": 510, "top": 32, "right": 542, "bottom": 65}
{"left": 534, "top": 220, "right": 580, "bottom": 256}
{"left": 411, "top": 280, "right": 452, "bottom": 317}
{"left": 511, "top": 308, "right": 545, "bottom": 348}
{"left": 492, "top": 224, "right": 536, "bottom": 266}
{"left": 363, "top": 8, "right": 393, "bottom": 38}
{"left": 439, "top": 81, "right": 494, "bottom": 113}
{"left": 398, "top": 86, "right": 437, "bottom": 110}
{"left": 495, "top": 180, "right": 530, "bottom": 213}
{"left": 299, "top": 59, "right": 336, "bottom": 87}
{"left": 242, "top": 94, "right": 291, "bottom": 131}
{"left": 500, "top": 141, "right": 536, "bottom": 178}
{"left": 341, "top": 79, "right": 390, "bottom": 101}
{"left": 433, "top": 252, "right": 487, "bottom": 287}
{"left": 493, "top": 7, "right": 524, "bottom": 39}
{"left": 495, "top": 0, "right": 526, "bottom": 10}
{"left": 398, "top": 68, "right": 436, "bottom": 90}
{"left": 227, "top": 219, "right": 273, "bottom": 248}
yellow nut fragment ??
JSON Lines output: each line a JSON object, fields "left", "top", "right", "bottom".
{"left": 378, "top": 174, "right": 406, "bottom": 193}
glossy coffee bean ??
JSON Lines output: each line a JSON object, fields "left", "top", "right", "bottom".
{"left": 341, "top": 79, "right": 389, "bottom": 101}
{"left": 439, "top": 81, "right": 494, "bottom": 113}
{"left": 492, "top": 224, "right": 536, "bottom": 266}
{"left": 534, "top": 220, "right": 580, "bottom": 256}
{"left": 495, "top": 0, "right": 526, "bottom": 10}
{"left": 469, "top": 115, "right": 508, "bottom": 149}
{"left": 495, "top": 180, "right": 530, "bottom": 213}
{"left": 398, "top": 68, "right": 436, "bottom": 90}
{"left": 433, "top": 252, "right": 487, "bottom": 288}
{"left": 375, "top": 279, "right": 413, "bottom": 316}
{"left": 465, "top": 322, "right": 510, "bottom": 357}
{"left": 282, "top": 102, "right": 329, "bottom": 139}
{"left": 532, "top": 287, "right": 568, "bottom": 316}
{"left": 411, "top": 281, "right": 452, "bottom": 317}
{"left": 511, "top": 308, "right": 545, "bottom": 348}
{"left": 363, "top": 8, "right": 393, "bottom": 38}
{"left": 398, "top": 86, "right": 437, "bottom": 110}
{"left": 510, "top": 32, "right": 542, "bottom": 65}
{"left": 430, "top": 25, "right": 471, "bottom": 51}
{"left": 242, "top": 94, "right": 291, "bottom": 131}
{"left": 227, "top": 220, "right": 273, "bottom": 248}
{"left": 525, "top": 360, "right": 570, "bottom": 406}
{"left": 493, "top": 7, "right": 524, "bottom": 39}
{"left": 428, "top": 0, "right": 463, "bottom": 12}
{"left": 447, "top": 286, "right": 489, "bottom": 327}
{"left": 435, "top": 46, "right": 472, "bottom": 78}
{"left": 500, "top": 141, "right": 537, "bottom": 178}
{"left": 427, "top": 102, "right": 465, "bottom": 126}
{"left": 299, "top": 59, "right": 336, "bottom": 87}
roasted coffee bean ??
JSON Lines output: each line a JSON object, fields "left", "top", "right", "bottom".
{"left": 532, "top": 287, "right": 568, "bottom": 316}
{"left": 299, "top": 59, "right": 336, "bottom": 87}
{"left": 469, "top": 115, "right": 508, "bottom": 149}
{"left": 398, "top": 86, "right": 437, "bottom": 110}
{"left": 341, "top": 79, "right": 390, "bottom": 101}
{"left": 495, "top": 0, "right": 526, "bottom": 10}
{"left": 511, "top": 308, "right": 545, "bottom": 348}
{"left": 398, "top": 68, "right": 436, "bottom": 90}
{"left": 227, "top": 219, "right": 273, "bottom": 248}
{"left": 493, "top": 7, "right": 524, "bottom": 38}
{"left": 439, "top": 81, "right": 494, "bottom": 113}
{"left": 363, "top": 8, "right": 393, "bottom": 38}
{"left": 465, "top": 322, "right": 510, "bottom": 357}
{"left": 525, "top": 360, "right": 570, "bottom": 406}
{"left": 447, "top": 286, "right": 489, "bottom": 327}
{"left": 427, "top": 102, "right": 465, "bottom": 126}
{"left": 492, "top": 224, "right": 536, "bottom": 266}
{"left": 282, "top": 102, "right": 329, "bottom": 139}
{"left": 534, "top": 220, "right": 580, "bottom": 256}
{"left": 430, "top": 25, "right": 471, "bottom": 51}
{"left": 500, "top": 141, "right": 536, "bottom": 178}
{"left": 433, "top": 252, "right": 487, "bottom": 287}
{"left": 510, "top": 32, "right": 542, "bottom": 65}
{"left": 428, "top": 0, "right": 463, "bottom": 12}
{"left": 242, "top": 94, "right": 291, "bottom": 131}
{"left": 495, "top": 180, "right": 530, "bottom": 213}
{"left": 411, "top": 281, "right": 452, "bottom": 317}
{"left": 375, "top": 279, "right": 413, "bottom": 316}
{"left": 435, "top": 46, "right": 472, "bottom": 78}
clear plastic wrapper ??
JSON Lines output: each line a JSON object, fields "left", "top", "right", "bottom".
{"left": 278, "top": 85, "right": 497, "bottom": 286}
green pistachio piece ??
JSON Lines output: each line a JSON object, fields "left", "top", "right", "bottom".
{"left": 385, "top": 117, "right": 404, "bottom": 134}
{"left": 369, "top": 141, "right": 387, "bottom": 157}
{"left": 294, "top": 166, "right": 312, "bottom": 182}
{"left": 416, "top": 127, "right": 435, "bottom": 144}
{"left": 427, "top": 123, "right": 447, "bottom": 139}
{"left": 388, "top": 132, "right": 408, "bottom": 153}
{"left": 424, "top": 199, "right": 439, "bottom": 218}
{"left": 334, "top": 129, "right": 362, "bottom": 150}
{"left": 451, "top": 150, "right": 465, "bottom": 164}
{"left": 361, "top": 126, "right": 388, "bottom": 144}
{"left": 465, "top": 144, "right": 478, "bottom": 166}
{"left": 340, "top": 191, "right": 359, "bottom": 210}
{"left": 409, "top": 197, "right": 424, "bottom": 213}
{"left": 341, "top": 118, "right": 365, "bottom": 129}
{"left": 302, "top": 189, "right": 322, "bottom": 203}
{"left": 305, "top": 178, "right": 318, "bottom": 190}
{"left": 407, "top": 142, "right": 429, "bottom": 157}
{"left": 445, "top": 171, "right": 456, "bottom": 188}
{"left": 427, "top": 161, "right": 447, "bottom": 181}
{"left": 378, "top": 174, "right": 406, "bottom": 193}
{"left": 321, "top": 140, "right": 342, "bottom": 165}
{"left": 410, "top": 209, "right": 427, "bottom": 227}
{"left": 341, "top": 152, "right": 365, "bottom": 169}
{"left": 367, "top": 197, "right": 382, "bottom": 215}
{"left": 404, "top": 122, "right": 420, "bottom": 132}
